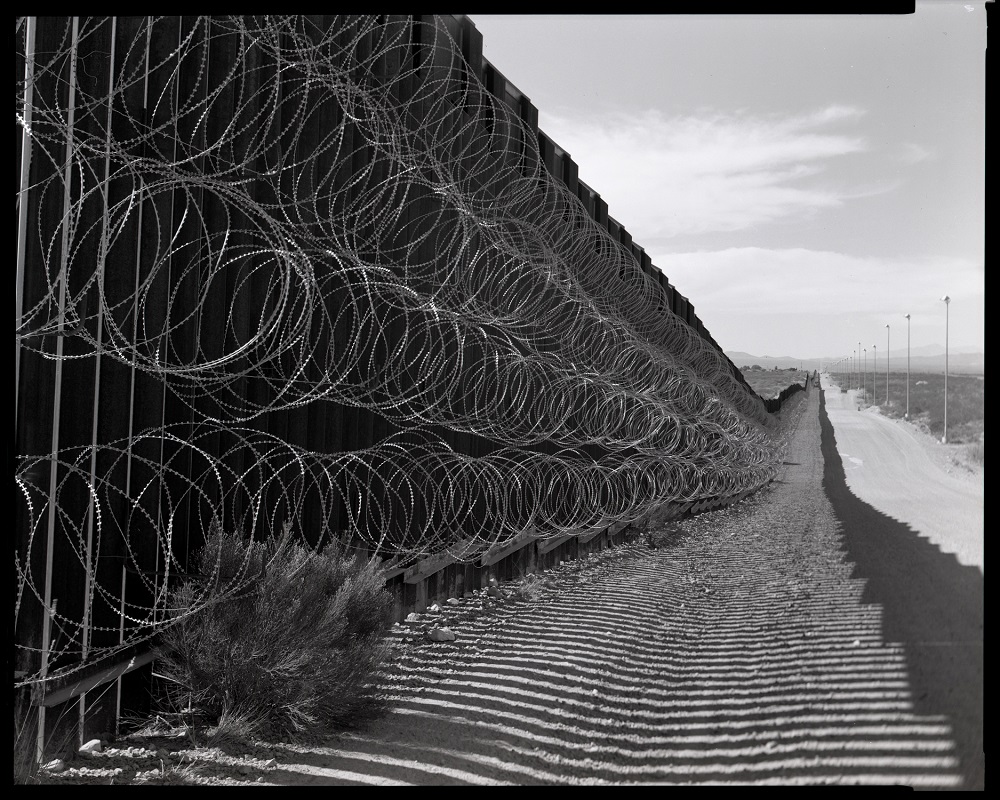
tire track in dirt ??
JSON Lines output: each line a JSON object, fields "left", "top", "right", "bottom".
{"left": 268, "top": 390, "right": 975, "bottom": 787}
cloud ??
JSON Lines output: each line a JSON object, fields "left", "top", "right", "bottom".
{"left": 540, "top": 105, "right": 868, "bottom": 239}
{"left": 896, "top": 141, "right": 932, "bottom": 164}
{"left": 651, "top": 247, "right": 983, "bottom": 314}
{"left": 644, "top": 247, "right": 984, "bottom": 356}
{"left": 533, "top": 104, "right": 982, "bottom": 355}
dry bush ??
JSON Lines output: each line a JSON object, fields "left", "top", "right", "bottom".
{"left": 740, "top": 370, "right": 809, "bottom": 401}
{"left": 13, "top": 687, "right": 78, "bottom": 785}
{"left": 647, "top": 504, "right": 680, "bottom": 529}
{"left": 13, "top": 689, "right": 38, "bottom": 785}
{"left": 204, "top": 705, "right": 267, "bottom": 752}
{"left": 965, "top": 440, "right": 984, "bottom": 466}
{"left": 155, "top": 524, "right": 395, "bottom": 742}
{"left": 873, "top": 372, "right": 984, "bottom": 443}
{"left": 512, "top": 573, "right": 547, "bottom": 602}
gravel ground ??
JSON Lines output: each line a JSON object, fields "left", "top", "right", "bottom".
{"left": 34, "top": 387, "right": 983, "bottom": 787}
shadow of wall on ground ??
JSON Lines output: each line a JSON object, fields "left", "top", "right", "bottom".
{"left": 818, "top": 388, "right": 983, "bottom": 790}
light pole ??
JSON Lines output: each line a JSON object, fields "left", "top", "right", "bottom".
{"left": 863, "top": 347, "right": 867, "bottom": 406}
{"left": 857, "top": 340, "right": 861, "bottom": 391}
{"left": 885, "top": 323, "right": 890, "bottom": 406}
{"left": 941, "top": 295, "right": 950, "bottom": 443}
{"left": 874, "top": 343, "right": 879, "bottom": 405}
{"left": 904, "top": 313, "right": 911, "bottom": 420}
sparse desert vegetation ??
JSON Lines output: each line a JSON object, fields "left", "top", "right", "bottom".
{"left": 742, "top": 367, "right": 983, "bottom": 448}
{"left": 153, "top": 522, "right": 395, "bottom": 744}
{"left": 965, "top": 440, "right": 984, "bottom": 467}
{"left": 841, "top": 371, "right": 984, "bottom": 444}
{"left": 740, "top": 368, "right": 810, "bottom": 401}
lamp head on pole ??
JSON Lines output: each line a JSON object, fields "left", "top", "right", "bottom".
{"left": 904, "top": 313, "right": 910, "bottom": 320}
{"left": 941, "top": 295, "right": 951, "bottom": 304}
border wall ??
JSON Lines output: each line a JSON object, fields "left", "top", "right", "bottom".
{"left": 15, "top": 14, "right": 786, "bottom": 744}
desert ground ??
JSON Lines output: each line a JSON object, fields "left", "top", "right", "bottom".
{"left": 38, "top": 382, "right": 983, "bottom": 787}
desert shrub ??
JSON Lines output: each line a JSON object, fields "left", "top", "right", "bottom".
{"left": 966, "top": 441, "right": 984, "bottom": 466}
{"left": 871, "top": 372, "right": 984, "bottom": 443}
{"left": 155, "top": 524, "right": 395, "bottom": 742}
{"left": 13, "top": 687, "right": 78, "bottom": 784}
{"left": 647, "top": 504, "right": 682, "bottom": 529}
{"left": 740, "top": 369, "right": 809, "bottom": 403}
{"left": 13, "top": 689, "right": 37, "bottom": 785}
{"left": 512, "top": 572, "right": 546, "bottom": 602}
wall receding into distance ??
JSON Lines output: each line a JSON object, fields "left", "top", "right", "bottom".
{"left": 15, "top": 16, "right": 786, "bottom": 708}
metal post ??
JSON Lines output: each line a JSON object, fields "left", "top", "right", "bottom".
{"left": 40, "top": 15, "right": 80, "bottom": 763}
{"left": 942, "top": 296, "right": 950, "bottom": 443}
{"left": 904, "top": 314, "right": 911, "bottom": 420}
{"left": 885, "top": 324, "right": 890, "bottom": 406}
{"left": 16, "top": 17, "right": 36, "bottom": 433}
{"left": 115, "top": 565, "right": 126, "bottom": 737}
{"left": 81, "top": 16, "right": 118, "bottom": 740}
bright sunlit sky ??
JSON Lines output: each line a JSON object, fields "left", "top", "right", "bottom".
{"left": 468, "top": 4, "right": 986, "bottom": 360}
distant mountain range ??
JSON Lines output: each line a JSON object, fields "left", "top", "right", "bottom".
{"left": 724, "top": 349, "right": 984, "bottom": 375}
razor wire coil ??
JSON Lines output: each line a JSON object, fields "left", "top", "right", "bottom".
{"left": 15, "top": 15, "right": 784, "bottom": 686}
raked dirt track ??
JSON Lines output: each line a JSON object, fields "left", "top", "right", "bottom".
{"left": 261, "top": 381, "right": 983, "bottom": 788}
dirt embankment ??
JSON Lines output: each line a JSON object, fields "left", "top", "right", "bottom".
{"left": 36, "top": 388, "right": 982, "bottom": 787}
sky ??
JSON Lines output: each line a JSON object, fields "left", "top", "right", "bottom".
{"left": 467, "top": 4, "right": 986, "bottom": 361}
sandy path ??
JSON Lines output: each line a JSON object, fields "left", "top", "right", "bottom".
{"left": 821, "top": 374, "right": 983, "bottom": 572}
{"left": 263, "top": 388, "right": 983, "bottom": 787}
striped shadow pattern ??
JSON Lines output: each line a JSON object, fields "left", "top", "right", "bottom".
{"left": 267, "top": 470, "right": 966, "bottom": 786}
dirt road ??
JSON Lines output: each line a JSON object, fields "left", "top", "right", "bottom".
{"left": 821, "top": 374, "right": 983, "bottom": 572}
{"left": 259, "top": 386, "right": 982, "bottom": 788}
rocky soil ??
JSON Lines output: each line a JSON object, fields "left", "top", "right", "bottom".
{"left": 31, "top": 388, "right": 983, "bottom": 787}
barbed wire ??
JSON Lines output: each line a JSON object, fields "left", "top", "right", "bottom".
{"left": 15, "top": 15, "right": 784, "bottom": 686}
